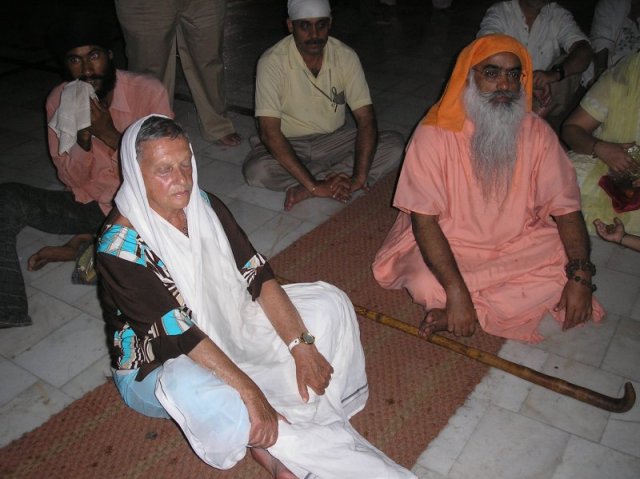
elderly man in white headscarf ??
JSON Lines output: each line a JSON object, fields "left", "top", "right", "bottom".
{"left": 242, "top": 0, "right": 404, "bottom": 211}
{"left": 96, "top": 115, "right": 415, "bottom": 478}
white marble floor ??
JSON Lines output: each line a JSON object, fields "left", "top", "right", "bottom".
{"left": 1, "top": 0, "right": 639, "bottom": 478}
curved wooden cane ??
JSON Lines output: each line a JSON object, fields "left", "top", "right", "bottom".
{"left": 354, "top": 305, "right": 635, "bottom": 413}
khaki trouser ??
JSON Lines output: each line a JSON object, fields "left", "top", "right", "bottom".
{"left": 115, "top": 0, "right": 234, "bottom": 141}
{"left": 243, "top": 127, "right": 405, "bottom": 191}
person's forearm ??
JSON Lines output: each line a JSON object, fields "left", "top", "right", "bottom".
{"left": 257, "top": 279, "right": 308, "bottom": 346}
{"left": 562, "top": 124, "right": 598, "bottom": 155}
{"left": 620, "top": 233, "right": 640, "bottom": 252}
{"left": 261, "top": 130, "right": 316, "bottom": 191}
{"left": 554, "top": 210, "right": 591, "bottom": 262}
{"left": 353, "top": 109, "right": 377, "bottom": 184}
{"left": 188, "top": 337, "right": 258, "bottom": 397}
{"left": 411, "top": 212, "right": 469, "bottom": 297}
{"left": 562, "top": 41, "right": 593, "bottom": 77}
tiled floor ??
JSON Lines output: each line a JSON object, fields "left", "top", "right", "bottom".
{"left": 1, "top": 0, "right": 639, "bottom": 478}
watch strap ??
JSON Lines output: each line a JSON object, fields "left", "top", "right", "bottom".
{"left": 288, "top": 337, "right": 301, "bottom": 352}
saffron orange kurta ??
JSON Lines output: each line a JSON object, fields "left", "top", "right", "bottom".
{"left": 373, "top": 114, "right": 605, "bottom": 343}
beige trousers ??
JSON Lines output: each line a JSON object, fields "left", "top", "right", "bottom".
{"left": 115, "top": 0, "right": 234, "bottom": 141}
{"left": 243, "top": 127, "right": 405, "bottom": 191}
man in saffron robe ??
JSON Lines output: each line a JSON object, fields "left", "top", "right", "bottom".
{"left": 372, "top": 35, "right": 605, "bottom": 343}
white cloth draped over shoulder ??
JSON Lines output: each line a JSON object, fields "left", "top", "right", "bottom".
{"left": 115, "top": 115, "right": 415, "bottom": 478}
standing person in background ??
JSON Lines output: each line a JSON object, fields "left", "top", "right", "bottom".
{"left": 115, "top": 0, "right": 240, "bottom": 146}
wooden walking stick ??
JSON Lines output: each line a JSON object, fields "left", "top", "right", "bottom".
{"left": 275, "top": 276, "right": 635, "bottom": 412}
{"left": 353, "top": 305, "right": 636, "bottom": 413}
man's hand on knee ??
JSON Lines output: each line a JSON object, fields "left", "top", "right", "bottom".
{"left": 556, "top": 280, "right": 593, "bottom": 331}
{"left": 242, "top": 385, "right": 283, "bottom": 448}
{"left": 445, "top": 289, "right": 478, "bottom": 337}
{"left": 291, "top": 344, "right": 334, "bottom": 403}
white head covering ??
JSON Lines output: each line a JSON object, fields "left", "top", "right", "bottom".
{"left": 287, "top": 0, "right": 331, "bottom": 20}
{"left": 115, "top": 115, "right": 251, "bottom": 358}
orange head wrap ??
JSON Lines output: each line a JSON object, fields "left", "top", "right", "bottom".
{"left": 423, "top": 34, "right": 533, "bottom": 131}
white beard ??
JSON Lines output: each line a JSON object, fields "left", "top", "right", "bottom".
{"left": 463, "top": 74, "right": 526, "bottom": 201}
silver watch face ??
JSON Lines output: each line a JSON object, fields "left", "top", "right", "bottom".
{"left": 301, "top": 332, "right": 315, "bottom": 344}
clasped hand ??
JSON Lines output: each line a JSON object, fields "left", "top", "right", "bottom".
{"left": 311, "top": 172, "right": 369, "bottom": 203}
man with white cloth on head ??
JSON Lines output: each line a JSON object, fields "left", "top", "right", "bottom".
{"left": 243, "top": 0, "right": 404, "bottom": 211}
{"left": 96, "top": 115, "right": 414, "bottom": 478}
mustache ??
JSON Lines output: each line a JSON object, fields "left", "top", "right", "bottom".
{"left": 79, "top": 75, "right": 105, "bottom": 82}
{"left": 480, "top": 90, "right": 521, "bottom": 101}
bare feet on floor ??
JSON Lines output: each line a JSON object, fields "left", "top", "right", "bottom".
{"left": 284, "top": 184, "right": 313, "bottom": 211}
{"left": 27, "top": 234, "right": 93, "bottom": 271}
{"left": 419, "top": 308, "right": 448, "bottom": 338}
{"left": 216, "top": 132, "right": 241, "bottom": 147}
{"left": 250, "top": 448, "right": 297, "bottom": 479}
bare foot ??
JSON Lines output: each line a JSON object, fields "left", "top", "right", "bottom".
{"left": 419, "top": 308, "right": 448, "bottom": 337}
{"left": 216, "top": 132, "right": 241, "bottom": 147}
{"left": 27, "top": 234, "right": 93, "bottom": 271}
{"left": 250, "top": 448, "right": 297, "bottom": 479}
{"left": 284, "top": 184, "right": 313, "bottom": 211}
{"left": 28, "top": 245, "right": 73, "bottom": 271}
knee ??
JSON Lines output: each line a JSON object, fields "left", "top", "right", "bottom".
{"left": 379, "top": 131, "right": 406, "bottom": 157}
{"left": 242, "top": 154, "right": 265, "bottom": 187}
{"left": 304, "top": 282, "right": 356, "bottom": 342}
{"left": 156, "top": 356, "right": 250, "bottom": 469}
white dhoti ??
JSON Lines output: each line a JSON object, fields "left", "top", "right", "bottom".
{"left": 156, "top": 282, "right": 414, "bottom": 478}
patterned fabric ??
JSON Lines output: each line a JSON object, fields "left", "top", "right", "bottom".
{"left": 99, "top": 223, "right": 271, "bottom": 373}
{"left": 98, "top": 224, "right": 195, "bottom": 370}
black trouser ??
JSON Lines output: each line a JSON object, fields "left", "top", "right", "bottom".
{"left": 0, "top": 183, "right": 105, "bottom": 325}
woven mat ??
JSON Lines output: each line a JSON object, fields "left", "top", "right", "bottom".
{"left": 1, "top": 173, "right": 503, "bottom": 478}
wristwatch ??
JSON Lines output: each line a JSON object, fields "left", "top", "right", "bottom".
{"left": 288, "top": 331, "right": 315, "bottom": 352}
{"left": 551, "top": 63, "right": 565, "bottom": 82}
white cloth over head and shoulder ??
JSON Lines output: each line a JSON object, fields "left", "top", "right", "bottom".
{"left": 115, "top": 114, "right": 254, "bottom": 360}
{"left": 288, "top": 0, "right": 330, "bottom": 20}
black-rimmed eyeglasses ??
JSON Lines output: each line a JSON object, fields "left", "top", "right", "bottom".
{"left": 472, "top": 66, "right": 523, "bottom": 83}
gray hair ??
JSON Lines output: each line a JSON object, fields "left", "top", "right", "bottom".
{"left": 463, "top": 73, "right": 525, "bottom": 202}
{"left": 135, "top": 116, "right": 189, "bottom": 162}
